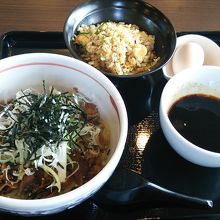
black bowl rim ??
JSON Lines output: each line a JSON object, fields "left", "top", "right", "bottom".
{"left": 64, "top": 0, "right": 177, "bottom": 79}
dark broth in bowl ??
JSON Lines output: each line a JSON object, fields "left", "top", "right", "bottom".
{"left": 168, "top": 94, "right": 220, "bottom": 153}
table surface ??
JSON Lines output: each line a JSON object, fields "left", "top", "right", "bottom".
{"left": 0, "top": 0, "right": 219, "bottom": 37}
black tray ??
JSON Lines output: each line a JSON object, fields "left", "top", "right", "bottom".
{"left": 0, "top": 31, "right": 220, "bottom": 220}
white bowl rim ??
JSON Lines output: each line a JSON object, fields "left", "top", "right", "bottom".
{"left": 0, "top": 53, "right": 128, "bottom": 211}
{"left": 160, "top": 65, "right": 220, "bottom": 157}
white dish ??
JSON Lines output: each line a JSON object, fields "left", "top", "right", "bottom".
{"left": 162, "top": 34, "right": 220, "bottom": 80}
{"left": 0, "top": 53, "right": 128, "bottom": 216}
{"left": 160, "top": 65, "right": 220, "bottom": 167}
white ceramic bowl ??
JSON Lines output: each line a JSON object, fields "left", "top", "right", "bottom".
{"left": 162, "top": 34, "right": 220, "bottom": 80}
{"left": 160, "top": 65, "right": 220, "bottom": 167}
{"left": 0, "top": 53, "right": 128, "bottom": 216}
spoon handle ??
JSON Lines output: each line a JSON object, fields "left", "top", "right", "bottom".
{"left": 94, "top": 181, "right": 213, "bottom": 209}
{"left": 143, "top": 181, "right": 213, "bottom": 209}
{"left": 93, "top": 168, "right": 213, "bottom": 209}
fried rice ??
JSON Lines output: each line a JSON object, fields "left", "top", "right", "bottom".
{"left": 73, "top": 21, "right": 159, "bottom": 75}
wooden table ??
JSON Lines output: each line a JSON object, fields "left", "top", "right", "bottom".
{"left": 0, "top": 0, "right": 219, "bottom": 37}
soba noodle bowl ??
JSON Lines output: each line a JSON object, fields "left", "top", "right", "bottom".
{"left": 0, "top": 81, "right": 110, "bottom": 199}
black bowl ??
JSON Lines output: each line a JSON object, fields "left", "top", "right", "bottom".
{"left": 64, "top": 0, "right": 176, "bottom": 78}
{"left": 64, "top": 0, "right": 176, "bottom": 124}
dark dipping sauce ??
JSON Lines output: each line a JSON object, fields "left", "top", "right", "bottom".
{"left": 168, "top": 94, "right": 220, "bottom": 153}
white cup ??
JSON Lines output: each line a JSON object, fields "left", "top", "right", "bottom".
{"left": 159, "top": 65, "right": 220, "bottom": 167}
